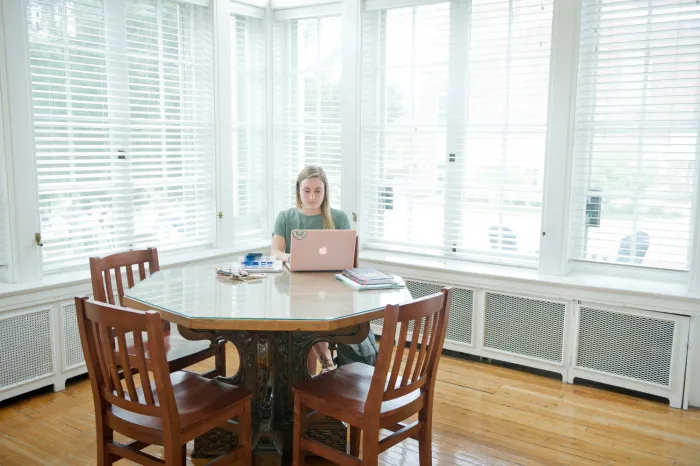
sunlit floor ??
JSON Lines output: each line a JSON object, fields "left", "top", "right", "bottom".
{"left": 1, "top": 343, "right": 700, "bottom": 465}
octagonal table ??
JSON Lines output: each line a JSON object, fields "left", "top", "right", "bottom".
{"left": 122, "top": 265, "right": 412, "bottom": 466}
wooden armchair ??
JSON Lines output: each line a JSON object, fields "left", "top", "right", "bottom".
{"left": 292, "top": 287, "right": 453, "bottom": 466}
{"left": 74, "top": 297, "right": 252, "bottom": 465}
{"left": 90, "top": 248, "right": 226, "bottom": 378}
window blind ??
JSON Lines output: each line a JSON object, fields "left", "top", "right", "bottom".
{"left": 236, "top": 0, "right": 268, "bottom": 7}
{"left": 231, "top": 11, "right": 268, "bottom": 242}
{"left": 272, "top": 14, "right": 342, "bottom": 216}
{"left": 361, "top": 0, "right": 554, "bottom": 264}
{"left": 362, "top": 3, "right": 451, "bottom": 253}
{"left": 570, "top": 0, "right": 700, "bottom": 271}
{"left": 27, "top": 0, "right": 215, "bottom": 272}
{"left": 271, "top": 0, "right": 339, "bottom": 10}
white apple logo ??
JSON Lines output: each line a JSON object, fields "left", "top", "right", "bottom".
{"left": 319, "top": 246, "right": 328, "bottom": 255}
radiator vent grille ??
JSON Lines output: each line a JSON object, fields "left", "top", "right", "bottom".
{"left": 484, "top": 292, "right": 565, "bottom": 363}
{"left": 61, "top": 302, "right": 85, "bottom": 369}
{"left": 0, "top": 310, "right": 53, "bottom": 389}
{"left": 576, "top": 306, "right": 674, "bottom": 387}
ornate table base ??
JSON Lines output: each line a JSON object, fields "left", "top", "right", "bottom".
{"left": 182, "top": 324, "right": 369, "bottom": 466}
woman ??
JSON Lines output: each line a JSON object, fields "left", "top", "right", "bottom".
{"left": 271, "top": 166, "right": 374, "bottom": 374}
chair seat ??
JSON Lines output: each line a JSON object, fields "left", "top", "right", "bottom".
{"left": 110, "top": 371, "right": 251, "bottom": 433}
{"left": 293, "top": 362, "right": 421, "bottom": 417}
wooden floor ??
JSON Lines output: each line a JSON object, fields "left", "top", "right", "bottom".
{"left": 1, "top": 344, "right": 700, "bottom": 465}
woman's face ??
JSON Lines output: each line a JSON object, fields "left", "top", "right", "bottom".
{"left": 299, "top": 177, "right": 325, "bottom": 210}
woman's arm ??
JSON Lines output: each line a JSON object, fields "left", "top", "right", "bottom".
{"left": 271, "top": 235, "right": 290, "bottom": 262}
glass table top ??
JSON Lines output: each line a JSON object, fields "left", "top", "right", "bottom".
{"left": 122, "top": 265, "right": 413, "bottom": 323}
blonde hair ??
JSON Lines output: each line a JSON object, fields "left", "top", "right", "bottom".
{"left": 296, "top": 166, "right": 335, "bottom": 229}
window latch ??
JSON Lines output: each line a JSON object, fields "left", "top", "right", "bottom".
{"left": 35, "top": 232, "right": 44, "bottom": 247}
{"left": 218, "top": 211, "right": 224, "bottom": 219}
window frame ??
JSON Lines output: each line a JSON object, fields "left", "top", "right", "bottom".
{"left": 0, "top": 0, "right": 226, "bottom": 283}
{"left": 229, "top": 3, "right": 272, "bottom": 246}
{"left": 565, "top": 0, "right": 700, "bottom": 282}
{"left": 25, "top": 0, "right": 219, "bottom": 273}
{"left": 0, "top": 17, "right": 12, "bottom": 284}
{"left": 271, "top": 4, "right": 345, "bottom": 218}
{"left": 0, "top": 0, "right": 43, "bottom": 283}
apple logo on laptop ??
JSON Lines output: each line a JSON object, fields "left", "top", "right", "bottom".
{"left": 319, "top": 246, "right": 328, "bottom": 255}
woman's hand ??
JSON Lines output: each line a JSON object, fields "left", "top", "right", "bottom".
{"left": 270, "top": 234, "right": 288, "bottom": 262}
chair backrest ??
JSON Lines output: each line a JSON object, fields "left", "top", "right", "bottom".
{"left": 367, "top": 288, "right": 453, "bottom": 410}
{"left": 90, "top": 248, "right": 160, "bottom": 307}
{"left": 75, "top": 297, "right": 179, "bottom": 431}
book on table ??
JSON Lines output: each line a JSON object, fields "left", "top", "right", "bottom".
{"left": 335, "top": 273, "right": 405, "bottom": 291}
{"left": 342, "top": 267, "right": 395, "bottom": 285}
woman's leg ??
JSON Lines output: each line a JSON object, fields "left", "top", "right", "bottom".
{"left": 306, "top": 350, "right": 318, "bottom": 375}
{"left": 308, "top": 342, "right": 334, "bottom": 374}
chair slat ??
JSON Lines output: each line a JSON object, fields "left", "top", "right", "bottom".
{"left": 116, "top": 330, "right": 139, "bottom": 402}
{"left": 401, "top": 318, "right": 421, "bottom": 388}
{"left": 420, "top": 312, "right": 439, "bottom": 378}
{"left": 138, "top": 263, "right": 146, "bottom": 281}
{"left": 91, "top": 321, "right": 114, "bottom": 392}
{"left": 132, "top": 331, "right": 155, "bottom": 405}
{"left": 104, "top": 269, "right": 115, "bottom": 305}
{"left": 115, "top": 268, "right": 125, "bottom": 306}
{"left": 148, "top": 248, "right": 160, "bottom": 273}
{"left": 98, "top": 324, "right": 124, "bottom": 398}
{"left": 411, "top": 314, "right": 433, "bottom": 383}
{"left": 126, "top": 265, "right": 135, "bottom": 288}
{"left": 387, "top": 322, "right": 408, "bottom": 390}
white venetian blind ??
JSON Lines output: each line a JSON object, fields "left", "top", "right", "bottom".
{"left": 362, "top": 3, "right": 451, "bottom": 253}
{"left": 272, "top": 14, "right": 342, "bottom": 216}
{"left": 231, "top": 11, "right": 268, "bottom": 242}
{"left": 570, "top": 0, "right": 700, "bottom": 271}
{"left": 362, "top": 0, "right": 554, "bottom": 264}
{"left": 271, "top": 0, "right": 339, "bottom": 9}
{"left": 27, "top": 0, "right": 215, "bottom": 272}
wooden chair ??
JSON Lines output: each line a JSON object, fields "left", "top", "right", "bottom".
{"left": 75, "top": 297, "right": 252, "bottom": 466}
{"left": 90, "top": 248, "right": 226, "bottom": 378}
{"left": 292, "top": 287, "right": 453, "bottom": 466}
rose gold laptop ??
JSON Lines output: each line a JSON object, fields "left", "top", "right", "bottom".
{"left": 287, "top": 229, "right": 357, "bottom": 272}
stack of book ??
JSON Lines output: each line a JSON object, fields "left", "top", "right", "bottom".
{"left": 335, "top": 267, "right": 405, "bottom": 291}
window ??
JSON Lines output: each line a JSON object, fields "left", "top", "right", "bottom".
{"left": 361, "top": 0, "right": 554, "bottom": 265}
{"left": 0, "top": 62, "right": 8, "bottom": 281}
{"left": 570, "top": 0, "right": 700, "bottom": 271}
{"left": 27, "top": 0, "right": 215, "bottom": 272}
{"left": 272, "top": 14, "right": 342, "bottom": 216}
{"left": 231, "top": 12, "right": 268, "bottom": 242}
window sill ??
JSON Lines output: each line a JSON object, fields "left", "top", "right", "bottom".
{"left": 359, "top": 249, "right": 700, "bottom": 304}
{"left": 0, "top": 242, "right": 271, "bottom": 300}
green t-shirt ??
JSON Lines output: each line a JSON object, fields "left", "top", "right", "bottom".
{"left": 273, "top": 208, "right": 351, "bottom": 253}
